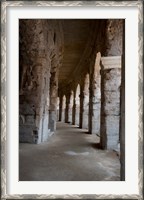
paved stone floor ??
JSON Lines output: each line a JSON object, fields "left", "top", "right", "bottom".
{"left": 19, "top": 122, "right": 120, "bottom": 181}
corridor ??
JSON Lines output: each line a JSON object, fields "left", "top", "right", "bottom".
{"left": 19, "top": 122, "right": 120, "bottom": 181}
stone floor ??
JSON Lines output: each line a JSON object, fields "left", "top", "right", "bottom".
{"left": 19, "top": 122, "right": 120, "bottom": 181}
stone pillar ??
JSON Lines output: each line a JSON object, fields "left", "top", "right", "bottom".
{"left": 65, "top": 95, "right": 70, "bottom": 123}
{"left": 120, "top": 54, "right": 125, "bottom": 180}
{"left": 39, "top": 59, "right": 51, "bottom": 143}
{"left": 89, "top": 53, "right": 101, "bottom": 135}
{"left": 72, "top": 86, "right": 80, "bottom": 126}
{"left": 72, "top": 93, "right": 76, "bottom": 125}
{"left": 92, "top": 53, "right": 101, "bottom": 135}
{"left": 79, "top": 86, "right": 84, "bottom": 128}
{"left": 19, "top": 56, "right": 51, "bottom": 144}
{"left": 81, "top": 74, "right": 89, "bottom": 129}
{"left": 100, "top": 56, "right": 121, "bottom": 150}
{"left": 61, "top": 95, "right": 66, "bottom": 122}
{"left": 75, "top": 95, "right": 80, "bottom": 126}
{"left": 49, "top": 107, "right": 57, "bottom": 132}
{"left": 89, "top": 81, "right": 93, "bottom": 133}
{"left": 67, "top": 91, "right": 74, "bottom": 124}
{"left": 49, "top": 71, "right": 58, "bottom": 133}
{"left": 59, "top": 95, "right": 62, "bottom": 121}
{"left": 57, "top": 97, "right": 60, "bottom": 121}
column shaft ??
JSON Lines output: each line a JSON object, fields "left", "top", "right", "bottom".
{"left": 100, "top": 56, "right": 121, "bottom": 150}
{"left": 89, "top": 52, "right": 101, "bottom": 135}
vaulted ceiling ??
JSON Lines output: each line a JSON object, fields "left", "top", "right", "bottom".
{"left": 59, "top": 19, "right": 95, "bottom": 84}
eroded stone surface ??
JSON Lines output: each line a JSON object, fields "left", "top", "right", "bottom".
{"left": 100, "top": 57, "right": 121, "bottom": 150}
{"left": 19, "top": 20, "right": 63, "bottom": 143}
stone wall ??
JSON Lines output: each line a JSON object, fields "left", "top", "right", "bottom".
{"left": 106, "top": 19, "right": 124, "bottom": 56}
{"left": 19, "top": 20, "right": 63, "bottom": 143}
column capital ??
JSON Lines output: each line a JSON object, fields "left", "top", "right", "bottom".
{"left": 101, "top": 56, "right": 121, "bottom": 69}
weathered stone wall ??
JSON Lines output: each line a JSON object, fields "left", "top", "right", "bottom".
{"left": 106, "top": 19, "right": 123, "bottom": 56}
{"left": 19, "top": 20, "right": 63, "bottom": 143}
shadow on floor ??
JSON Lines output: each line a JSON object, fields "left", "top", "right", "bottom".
{"left": 90, "top": 142, "right": 101, "bottom": 149}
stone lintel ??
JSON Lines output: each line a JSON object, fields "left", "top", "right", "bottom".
{"left": 101, "top": 56, "right": 121, "bottom": 69}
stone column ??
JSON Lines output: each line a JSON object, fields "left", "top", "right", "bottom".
{"left": 49, "top": 104, "right": 57, "bottom": 132}
{"left": 89, "top": 52, "right": 101, "bottom": 135}
{"left": 57, "top": 97, "right": 60, "bottom": 122}
{"left": 39, "top": 59, "right": 51, "bottom": 143}
{"left": 59, "top": 95, "right": 62, "bottom": 121}
{"left": 19, "top": 56, "right": 51, "bottom": 144}
{"left": 79, "top": 86, "right": 84, "bottom": 128}
{"left": 72, "top": 93, "right": 76, "bottom": 125}
{"left": 100, "top": 56, "right": 121, "bottom": 150}
{"left": 61, "top": 95, "right": 66, "bottom": 122}
{"left": 89, "top": 81, "right": 93, "bottom": 133}
{"left": 67, "top": 91, "right": 74, "bottom": 124}
{"left": 92, "top": 53, "right": 101, "bottom": 135}
{"left": 81, "top": 74, "right": 89, "bottom": 129}
{"left": 49, "top": 71, "right": 58, "bottom": 133}
{"left": 75, "top": 96, "right": 80, "bottom": 126}
{"left": 120, "top": 54, "right": 125, "bottom": 180}
{"left": 65, "top": 95, "right": 70, "bottom": 123}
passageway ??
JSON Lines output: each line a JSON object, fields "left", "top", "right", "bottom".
{"left": 19, "top": 122, "right": 120, "bottom": 181}
{"left": 19, "top": 19, "right": 125, "bottom": 180}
